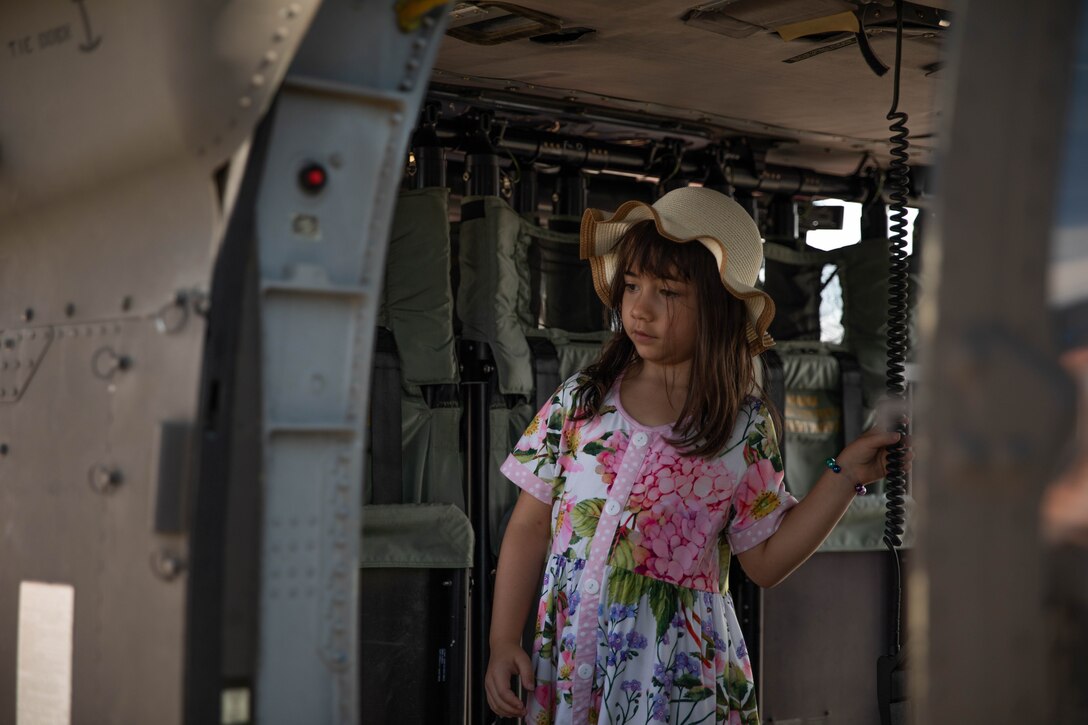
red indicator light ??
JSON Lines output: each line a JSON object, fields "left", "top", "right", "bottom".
{"left": 298, "top": 163, "right": 328, "bottom": 193}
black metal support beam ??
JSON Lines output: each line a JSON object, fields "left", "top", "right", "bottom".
{"left": 410, "top": 103, "right": 447, "bottom": 189}
{"left": 463, "top": 152, "right": 500, "bottom": 725}
{"left": 462, "top": 342, "right": 492, "bottom": 725}
{"left": 466, "top": 153, "right": 502, "bottom": 199}
{"left": 733, "top": 191, "right": 761, "bottom": 230}
{"left": 861, "top": 198, "right": 888, "bottom": 241}
{"left": 412, "top": 144, "right": 447, "bottom": 189}
{"left": 550, "top": 167, "right": 587, "bottom": 233}
{"left": 766, "top": 197, "right": 801, "bottom": 248}
{"left": 514, "top": 166, "right": 539, "bottom": 221}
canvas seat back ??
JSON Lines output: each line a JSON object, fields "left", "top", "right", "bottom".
{"left": 456, "top": 196, "right": 612, "bottom": 555}
{"left": 361, "top": 188, "right": 471, "bottom": 723}
{"left": 764, "top": 239, "right": 919, "bottom": 550}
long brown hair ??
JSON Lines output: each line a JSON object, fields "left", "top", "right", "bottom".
{"left": 573, "top": 219, "right": 776, "bottom": 458}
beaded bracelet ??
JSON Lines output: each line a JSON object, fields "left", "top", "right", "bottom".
{"left": 825, "top": 457, "right": 867, "bottom": 496}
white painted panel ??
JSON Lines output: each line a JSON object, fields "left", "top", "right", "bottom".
{"left": 17, "top": 582, "right": 74, "bottom": 725}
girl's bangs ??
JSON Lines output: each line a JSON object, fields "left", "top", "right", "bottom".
{"left": 615, "top": 221, "right": 696, "bottom": 282}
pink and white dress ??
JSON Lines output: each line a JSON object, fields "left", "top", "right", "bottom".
{"left": 500, "top": 374, "right": 797, "bottom": 725}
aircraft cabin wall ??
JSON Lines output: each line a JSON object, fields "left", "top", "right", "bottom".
{"left": 0, "top": 1, "right": 451, "bottom": 724}
{"left": 23, "top": 0, "right": 1084, "bottom": 724}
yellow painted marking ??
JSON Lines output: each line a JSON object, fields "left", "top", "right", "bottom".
{"left": 396, "top": 0, "right": 449, "bottom": 32}
{"left": 776, "top": 11, "right": 860, "bottom": 42}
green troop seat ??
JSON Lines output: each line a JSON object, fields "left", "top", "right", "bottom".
{"left": 774, "top": 340, "right": 914, "bottom": 550}
{"left": 361, "top": 188, "right": 471, "bottom": 724}
{"left": 369, "top": 187, "right": 465, "bottom": 509}
{"left": 457, "top": 196, "right": 612, "bottom": 557}
{"left": 763, "top": 239, "right": 919, "bottom": 550}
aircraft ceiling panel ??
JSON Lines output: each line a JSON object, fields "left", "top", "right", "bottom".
{"left": 434, "top": 0, "right": 947, "bottom": 168}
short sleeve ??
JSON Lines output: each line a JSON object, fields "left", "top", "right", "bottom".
{"left": 498, "top": 377, "right": 575, "bottom": 504}
{"left": 727, "top": 402, "right": 798, "bottom": 554}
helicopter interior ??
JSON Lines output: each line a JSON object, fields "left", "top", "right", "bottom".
{"left": 0, "top": 1, "right": 982, "bottom": 723}
{"left": 359, "top": 2, "right": 945, "bottom": 723}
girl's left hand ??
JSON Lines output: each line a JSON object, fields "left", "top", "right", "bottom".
{"left": 837, "top": 424, "right": 914, "bottom": 486}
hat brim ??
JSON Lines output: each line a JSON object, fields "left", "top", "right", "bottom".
{"left": 580, "top": 200, "right": 777, "bottom": 354}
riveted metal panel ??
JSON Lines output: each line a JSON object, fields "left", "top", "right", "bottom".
{"left": 251, "top": 2, "right": 450, "bottom": 722}
{"left": 0, "top": 0, "right": 323, "bottom": 215}
{"left": 0, "top": 163, "right": 214, "bottom": 725}
{"left": 0, "top": 2, "right": 328, "bottom": 721}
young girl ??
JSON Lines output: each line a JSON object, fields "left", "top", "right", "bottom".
{"left": 485, "top": 187, "right": 910, "bottom": 724}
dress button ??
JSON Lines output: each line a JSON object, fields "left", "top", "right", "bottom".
{"left": 577, "top": 663, "right": 593, "bottom": 680}
{"left": 604, "top": 500, "right": 621, "bottom": 516}
{"left": 632, "top": 431, "right": 648, "bottom": 448}
{"left": 584, "top": 578, "right": 600, "bottom": 594}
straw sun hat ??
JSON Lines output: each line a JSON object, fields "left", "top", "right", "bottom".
{"left": 579, "top": 186, "right": 776, "bottom": 354}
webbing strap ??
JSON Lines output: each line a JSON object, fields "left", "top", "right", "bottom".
{"left": 527, "top": 336, "right": 560, "bottom": 411}
{"left": 370, "top": 327, "right": 403, "bottom": 504}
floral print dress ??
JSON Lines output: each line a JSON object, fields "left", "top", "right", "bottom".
{"left": 500, "top": 374, "right": 797, "bottom": 725}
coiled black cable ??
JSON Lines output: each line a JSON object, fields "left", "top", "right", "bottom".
{"left": 883, "top": 0, "right": 911, "bottom": 655}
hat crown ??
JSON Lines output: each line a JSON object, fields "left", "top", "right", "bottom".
{"left": 650, "top": 187, "right": 763, "bottom": 287}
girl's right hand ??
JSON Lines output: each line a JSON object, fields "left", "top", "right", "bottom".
{"left": 484, "top": 640, "right": 535, "bottom": 719}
